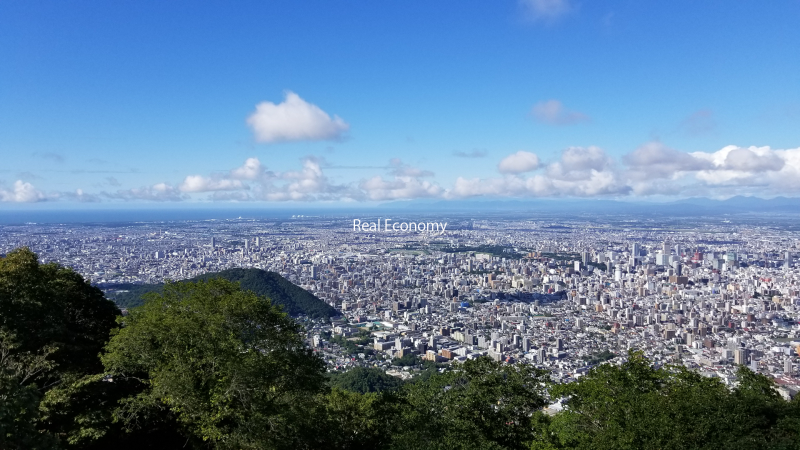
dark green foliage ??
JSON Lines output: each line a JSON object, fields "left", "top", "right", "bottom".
{"left": 0, "top": 248, "right": 120, "bottom": 378}
{"left": 392, "top": 357, "right": 549, "bottom": 450}
{"left": 330, "top": 335, "right": 361, "bottom": 354}
{"left": 102, "top": 278, "right": 328, "bottom": 449}
{"left": 535, "top": 350, "right": 800, "bottom": 450}
{"left": 0, "top": 330, "right": 59, "bottom": 449}
{"left": 328, "top": 367, "right": 405, "bottom": 394}
{"left": 109, "top": 268, "right": 337, "bottom": 319}
{"left": 391, "top": 352, "right": 420, "bottom": 367}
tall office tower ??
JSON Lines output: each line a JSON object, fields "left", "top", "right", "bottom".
{"left": 522, "top": 337, "right": 531, "bottom": 352}
{"left": 311, "top": 265, "right": 318, "bottom": 280}
{"left": 211, "top": 237, "right": 216, "bottom": 248}
{"left": 674, "top": 244, "right": 682, "bottom": 257}
{"left": 785, "top": 358, "right": 793, "bottom": 375}
{"left": 255, "top": 237, "right": 261, "bottom": 247}
{"left": 672, "top": 261, "right": 682, "bottom": 276}
{"left": 537, "top": 348, "right": 547, "bottom": 364}
{"left": 632, "top": 243, "right": 641, "bottom": 257}
{"left": 581, "top": 251, "right": 590, "bottom": 266}
{"left": 556, "top": 338, "right": 564, "bottom": 351}
{"left": 574, "top": 261, "right": 581, "bottom": 272}
{"left": 662, "top": 241, "right": 669, "bottom": 255}
{"left": 244, "top": 239, "right": 249, "bottom": 252}
{"left": 786, "top": 251, "right": 792, "bottom": 267}
{"left": 428, "top": 334, "right": 436, "bottom": 351}
{"left": 734, "top": 348, "right": 749, "bottom": 365}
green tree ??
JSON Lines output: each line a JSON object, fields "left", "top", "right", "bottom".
{"left": 0, "top": 248, "right": 120, "bottom": 379}
{"left": 101, "top": 278, "right": 327, "bottom": 449}
{"left": 538, "top": 350, "right": 800, "bottom": 450}
{"left": 0, "top": 330, "right": 59, "bottom": 449}
{"left": 328, "top": 367, "right": 404, "bottom": 394}
{"left": 392, "top": 357, "right": 548, "bottom": 450}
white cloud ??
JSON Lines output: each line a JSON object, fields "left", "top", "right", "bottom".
{"left": 179, "top": 175, "right": 245, "bottom": 193}
{"left": 498, "top": 151, "right": 540, "bottom": 174}
{"left": 531, "top": 100, "right": 589, "bottom": 125}
{"left": 230, "top": 157, "right": 268, "bottom": 180}
{"left": 104, "top": 183, "right": 186, "bottom": 202}
{"left": 623, "top": 142, "right": 713, "bottom": 180}
{"left": 520, "top": 0, "right": 573, "bottom": 21}
{"left": 0, "top": 180, "right": 45, "bottom": 203}
{"left": 246, "top": 91, "right": 349, "bottom": 143}
{"left": 360, "top": 176, "right": 443, "bottom": 201}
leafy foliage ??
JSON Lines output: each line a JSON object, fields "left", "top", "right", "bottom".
{"left": 392, "top": 357, "right": 549, "bottom": 450}
{"left": 328, "top": 367, "right": 405, "bottom": 394}
{"left": 102, "top": 278, "right": 328, "bottom": 449}
{"left": 0, "top": 247, "right": 120, "bottom": 378}
{"left": 109, "top": 268, "right": 337, "bottom": 319}
{"left": 535, "top": 350, "right": 800, "bottom": 450}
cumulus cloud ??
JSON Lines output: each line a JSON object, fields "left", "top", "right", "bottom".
{"left": 103, "top": 183, "right": 186, "bottom": 202}
{"left": 531, "top": 100, "right": 589, "bottom": 125}
{"left": 57, "top": 189, "right": 100, "bottom": 203}
{"left": 623, "top": 142, "right": 713, "bottom": 180}
{"left": 360, "top": 176, "right": 443, "bottom": 201}
{"left": 179, "top": 175, "right": 245, "bottom": 193}
{"left": 453, "top": 149, "right": 487, "bottom": 158}
{"left": 498, "top": 151, "right": 540, "bottom": 174}
{"left": 230, "top": 157, "right": 271, "bottom": 180}
{"left": 547, "top": 146, "right": 613, "bottom": 181}
{"left": 0, "top": 180, "right": 45, "bottom": 203}
{"left": 246, "top": 91, "right": 349, "bottom": 143}
{"left": 449, "top": 146, "right": 628, "bottom": 199}
{"left": 520, "top": 0, "right": 573, "bottom": 21}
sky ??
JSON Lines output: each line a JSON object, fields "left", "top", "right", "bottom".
{"left": 1, "top": 0, "right": 799, "bottom": 208}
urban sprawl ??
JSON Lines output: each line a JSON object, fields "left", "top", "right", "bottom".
{"left": 2, "top": 213, "right": 799, "bottom": 404}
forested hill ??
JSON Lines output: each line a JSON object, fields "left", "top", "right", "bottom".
{"left": 107, "top": 268, "right": 338, "bottom": 319}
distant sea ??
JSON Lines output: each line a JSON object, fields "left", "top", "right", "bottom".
{"left": 0, "top": 208, "right": 319, "bottom": 224}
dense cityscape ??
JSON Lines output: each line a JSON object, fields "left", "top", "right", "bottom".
{"left": 3, "top": 211, "right": 799, "bottom": 405}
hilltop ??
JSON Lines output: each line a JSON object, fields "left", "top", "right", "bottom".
{"left": 108, "top": 268, "right": 338, "bottom": 319}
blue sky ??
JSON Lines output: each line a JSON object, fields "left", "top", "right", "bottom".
{"left": 2, "top": 0, "right": 799, "bottom": 206}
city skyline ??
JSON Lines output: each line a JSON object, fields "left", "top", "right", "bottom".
{"left": 2, "top": 1, "right": 800, "bottom": 207}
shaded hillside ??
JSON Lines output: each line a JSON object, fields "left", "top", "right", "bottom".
{"left": 107, "top": 268, "right": 337, "bottom": 319}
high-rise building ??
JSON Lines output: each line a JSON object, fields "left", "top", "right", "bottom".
{"left": 522, "top": 337, "right": 531, "bottom": 352}
{"left": 537, "top": 348, "right": 547, "bottom": 364}
{"left": 734, "top": 348, "right": 749, "bottom": 365}
{"left": 632, "top": 243, "right": 641, "bottom": 257}
{"left": 785, "top": 358, "right": 793, "bottom": 375}
{"left": 211, "top": 237, "right": 216, "bottom": 247}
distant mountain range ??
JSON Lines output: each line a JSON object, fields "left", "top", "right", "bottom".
{"left": 375, "top": 196, "right": 800, "bottom": 215}
{"left": 107, "top": 268, "right": 337, "bottom": 319}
